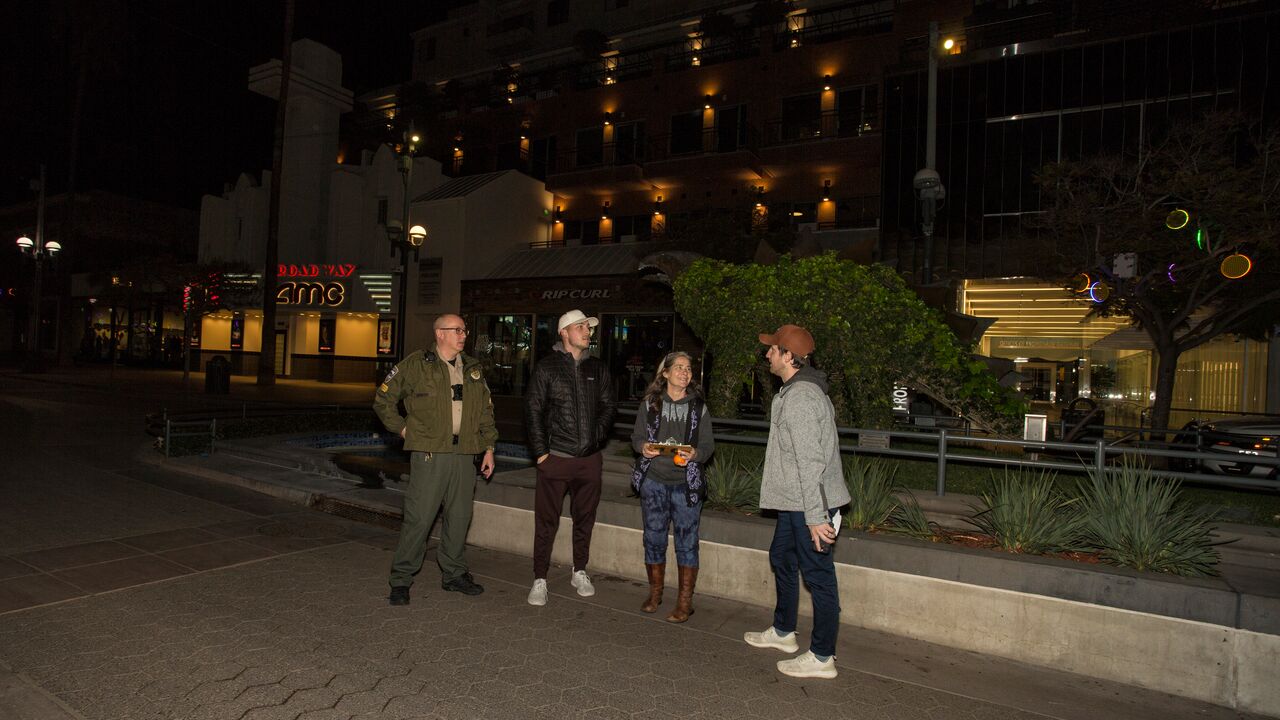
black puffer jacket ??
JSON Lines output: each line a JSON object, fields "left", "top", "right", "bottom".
{"left": 525, "top": 344, "right": 616, "bottom": 458}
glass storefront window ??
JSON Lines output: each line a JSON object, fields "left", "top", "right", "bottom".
{"left": 601, "top": 314, "right": 674, "bottom": 401}
{"left": 470, "top": 314, "right": 534, "bottom": 396}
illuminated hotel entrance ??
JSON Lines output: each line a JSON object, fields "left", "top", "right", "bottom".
{"left": 964, "top": 279, "right": 1270, "bottom": 427}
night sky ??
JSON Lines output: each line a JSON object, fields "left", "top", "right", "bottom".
{"left": 3, "top": 0, "right": 449, "bottom": 210}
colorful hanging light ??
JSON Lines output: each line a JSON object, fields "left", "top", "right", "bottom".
{"left": 1165, "top": 208, "right": 1190, "bottom": 230}
{"left": 1220, "top": 253, "right": 1253, "bottom": 279}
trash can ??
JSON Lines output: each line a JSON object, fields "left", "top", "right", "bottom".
{"left": 205, "top": 355, "right": 231, "bottom": 395}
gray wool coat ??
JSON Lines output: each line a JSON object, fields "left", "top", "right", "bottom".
{"left": 759, "top": 366, "right": 852, "bottom": 526}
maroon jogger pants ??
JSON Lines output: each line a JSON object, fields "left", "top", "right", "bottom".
{"left": 532, "top": 452, "right": 603, "bottom": 578}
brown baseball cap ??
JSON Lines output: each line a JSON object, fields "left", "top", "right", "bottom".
{"left": 759, "top": 324, "right": 815, "bottom": 358}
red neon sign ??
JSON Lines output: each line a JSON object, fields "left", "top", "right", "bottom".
{"left": 277, "top": 263, "right": 357, "bottom": 278}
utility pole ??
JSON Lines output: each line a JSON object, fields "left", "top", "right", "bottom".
{"left": 257, "top": 0, "right": 295, "bottom": 386}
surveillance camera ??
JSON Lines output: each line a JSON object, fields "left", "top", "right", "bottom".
{"left": 913, "top": 168, "right": 941, "bottom": 191}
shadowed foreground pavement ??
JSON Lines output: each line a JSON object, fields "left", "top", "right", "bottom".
{"left": 0, "top": 367, "right": 1265, "bottom": 720}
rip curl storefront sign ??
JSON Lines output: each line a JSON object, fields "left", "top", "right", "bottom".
{"left": 275, "top": 264, "right": 356, "bottom": 307}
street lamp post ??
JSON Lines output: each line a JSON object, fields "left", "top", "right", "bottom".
{"left": 15, "top": 165, "right": 59, "bottom": 373}
{"left": 384, "top": 129, "right": 427, "bottom": 360}
{"left": 915, "top": 21, "right": 947, "bottom": 285}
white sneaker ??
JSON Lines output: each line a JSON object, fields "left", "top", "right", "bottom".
{"left": 777, "top": 651, "right": 837, "bottom": 679}
{"left": 527, "top": 578, "right": 548, "bottom": 606}
{"left": 570, "top": 568, "right": 595, "bottom": 597}
{"left": 744, "top": 626, "right": 799, "bottom": 653}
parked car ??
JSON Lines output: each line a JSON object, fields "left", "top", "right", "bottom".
{"left": 1195, "top": 417, "right": 1279, "bottom": 479}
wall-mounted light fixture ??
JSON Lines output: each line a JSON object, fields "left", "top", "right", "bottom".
{"left": 601, "top": 201, "right": 611, "bottom": 219}
{"left": 603, "top": 111, "right": 614, "bottom": 126}
{"left": 554, "top": 206, "right": 563, "bottom": 224}
{"left": 654, "top": 196, "right": 664, "bottom": 215}
{"left": 823, "top": 74, "right": 832, "bottom": 91}
{"left": 754, "top": 187, "right": 766, "bottom": 208}
{"left": 704, "top": 94, "right": 713, "bottom": 109}
{"left": 821, "top": 180, "right": 832, "bottom": 202}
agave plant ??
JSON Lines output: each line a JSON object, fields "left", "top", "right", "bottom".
{"left": 1076, "top": 459, "right": 1221, "bottom": 577}
{"left": 889, "top": 493, "right": 939, "bottom": 541}
{"left": 842, "top": 457, "right": 901, "bottom": 532}
{"left": 966, "top": 469, "right": 1083, "bottom": 554}
{"left": 703, "top": 444, "right": 761, "bottom": 513}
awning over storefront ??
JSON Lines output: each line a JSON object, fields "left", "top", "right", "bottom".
{"left": 487, "top": 242, "right": 661, "bottom": 279}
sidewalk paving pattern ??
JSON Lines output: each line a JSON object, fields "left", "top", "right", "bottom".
{"left": 0, "top": 536, "right": 1052, "bottom": 720}
{"left": 0, "top": 365, "right": 1270, "bottom": 720}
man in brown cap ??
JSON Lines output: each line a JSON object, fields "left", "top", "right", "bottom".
{"left": 744, "top": 324, "right": 850, "bottom": 679}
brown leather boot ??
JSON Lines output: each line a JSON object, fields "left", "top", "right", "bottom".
{"left": 666, "top": 566, "right": 697, "bottom": 623}
{"left": 641, "top": 563, "right": 665, "bottom": 613}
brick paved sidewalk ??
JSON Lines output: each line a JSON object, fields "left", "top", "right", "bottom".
{"left": 1, "top": 521, "right": 1260, "bottom": 720}
{"left": 0, "top": 530, "right": 1039, "bottom": 720}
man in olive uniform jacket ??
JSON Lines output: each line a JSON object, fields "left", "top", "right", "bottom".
{"left": 374, "top": 314, "right": 497, "bottom": 606}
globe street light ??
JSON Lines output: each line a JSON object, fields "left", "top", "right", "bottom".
{"left": 384, "top": 128, "right": 425, "bottom": 361}
{"left": 15, "top": 233, "right": 62, "bottom": 373}
{"left": 15, "top": 165, "right": 56, "bottom": 373}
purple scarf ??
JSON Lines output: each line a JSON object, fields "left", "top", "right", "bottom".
{"left": 631, "top": 395, "right": 704, "bottom": 506}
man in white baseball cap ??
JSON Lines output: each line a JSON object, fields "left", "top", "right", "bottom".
{"left": 524, "top": 308, "right": 615, "bottom": 605}
{"left": 556, "top": 309, "right": 599, "bottom": 332}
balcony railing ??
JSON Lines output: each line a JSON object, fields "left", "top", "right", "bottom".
{"left": 666, "top": 35, "right": 763, "bottom": 70}
{"left": 773, "top": 0, "right": 895, "bottom": 50}
{"left": 763, "top": 108, "right": 879, "bottom": 145}
{"left": 543, "top": 125, "right": 765, "bottom": 177}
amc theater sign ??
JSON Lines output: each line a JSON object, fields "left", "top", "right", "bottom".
{"left": 277, "top": 281, "right": 346, "bottom": 306}
{"left": 275, "top": 263, "right": 355, "bottom": 307}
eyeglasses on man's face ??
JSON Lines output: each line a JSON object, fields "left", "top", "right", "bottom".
{"left": 438, "top": 327, "right": 468, "bottom": 336}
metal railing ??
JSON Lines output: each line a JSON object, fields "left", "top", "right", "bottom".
{"left": 548, "top": 126, "right": 764, "bottom": 176}
{"left": 146, "top": 404, "right": 372, "bottom": 456}
{"left": 615, "top": 408, "right": 1279, "bottom": 495}
{"left": 162, "top": 418, "right": 217, "bottom": 458}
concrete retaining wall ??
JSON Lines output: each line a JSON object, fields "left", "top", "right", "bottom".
{"left": 466, "top": 499, "right": 1280, "bottom": 717}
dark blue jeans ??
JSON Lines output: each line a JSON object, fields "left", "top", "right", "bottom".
{"left": 769, "top": 510, "right": 840, "bottom": 658}
{"left": 640, "top": 477, "right": 701, "bottom": 566}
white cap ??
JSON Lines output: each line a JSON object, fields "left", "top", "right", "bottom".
{"left": 557, "top": 309, "right": 599, "bottom": 332}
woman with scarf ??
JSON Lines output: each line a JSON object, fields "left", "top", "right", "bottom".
{"left": 630, "top": 351, "right": 715, "bottom": 622}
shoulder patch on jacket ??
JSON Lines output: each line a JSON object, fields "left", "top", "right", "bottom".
{"left": 469, "top": 367, "right": 482, "bottom": 381}
{"left": 380, "top": 365, "right": 399, "bottom": 386}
